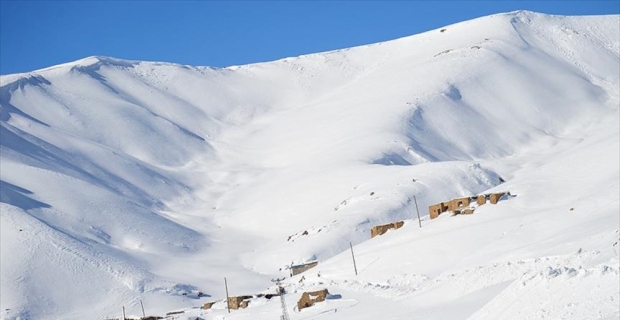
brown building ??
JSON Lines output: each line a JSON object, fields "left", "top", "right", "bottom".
{"left": 297, "top": 289, "right": 329, "bottom": 311}
{"left": 227, "top": 295, "right": 252, "bottom": 310}
{"left": 429, "top": 202, "right": 450, "bottom": 219}
{"left": 429, "top": 203, "right": 443, "bottom": 219}
{"left": 290, "top": 261, "right": 319, "bottom": 276}
{"left": 428, "top": 191, "right": 509, "bottom": 220}
{"left": 489, "top": 192, "right": 506, "bottom": 204}
{"left": 448, "top": 197, "right": 471, "bottom": 212}
{"left": 202, "top": 301, "right": 216, "bottom": 310}
{"left": 370, "top": 221, "right": 405, "bottom": 238}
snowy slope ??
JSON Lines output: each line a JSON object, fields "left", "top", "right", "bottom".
{"left": 1, "top": 11, "right": 618, "bottom": 320}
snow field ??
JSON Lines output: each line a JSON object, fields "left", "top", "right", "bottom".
{"left": 1, "top": 10, "right": 618, "bottom": 320}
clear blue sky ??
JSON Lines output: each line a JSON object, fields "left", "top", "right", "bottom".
{"left": 1, "top": 1, "right": 618, "bottom": 75}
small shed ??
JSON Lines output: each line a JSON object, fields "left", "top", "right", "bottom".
{"left": 201, "top": 301, "right": 216, "bottom": 310}
{"left": 429, "top": 203, "right": 443, "bottom": 219}
{"left": 448, "top": 197, "right": 471, "bottom": 212}
{"left": 297, "top": 289, "right": 329, "bottom": 311}
{"left": 489, "top": 192, "right": 506, "bottom": 204}
{"left": 370, "top": 221, "right": 405, "bottom": 238}
{"left": 227, "top": 295, "right": 252, "bottom": 310}
{"left": 429, "top": 202, "right": 450, "bottom": 219}
{"left": 290, "top": 261, "right": 319, "bottom": 276}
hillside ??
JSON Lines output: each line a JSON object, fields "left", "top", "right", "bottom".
{"left": 1, "top": 10, "right": 619, "bottom": 320}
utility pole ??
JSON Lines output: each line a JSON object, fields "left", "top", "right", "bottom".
{"left": 414, "top": 195, "right": 422, "bottom": 228}
{"left": 272, "top": 278, "right": 290, "bottom": 320}
{"left": 224, "top": 277, "right": 231, "bottom": 313}
{"left": 350, "top": 242, "right": 358, "bottom": 276}
{"left": 140, "top": 300, "right": 146, "bottom": 318}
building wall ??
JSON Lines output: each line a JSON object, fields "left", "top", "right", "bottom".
{"left": 291, "top": 261, "right": 319, "bottom": 276}
{"left": 428, "top": 192, "right": 508, "bottom": 219}
{"left": 448, "top": 197, "right": 470, "bottom": 211}
{"left": 227, "top": 296, "right": 252, "bottom": 310}
{"left": 429, "top": 203, "right": 443, "bottom": 219}
{"left": 370, "top": 221, "right": 405, "bottom": 238}
{"left": 297, "top": 289, "right": 329, "bottom": 311}
{"left": 490, "top": 192, "right": 505, "bottom": 204}
{"left": 202, "top": 301, "right": 216, "bottom": 310}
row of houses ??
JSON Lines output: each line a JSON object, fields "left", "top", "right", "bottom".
{"left": 366, "top": 192, "right": 509, "bottom": 240}
{"left": 428, "top": 192, "right": 508, "bottom": 219}
{"left": 201, "top": 191, "right": 510, "bottom": 316}
{"left": 289, "top": 191, "right": 510, "bottom": 279}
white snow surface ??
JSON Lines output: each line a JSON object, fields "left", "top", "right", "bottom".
{"left": 1, "top": 11, "right": 619, "bottom": 320}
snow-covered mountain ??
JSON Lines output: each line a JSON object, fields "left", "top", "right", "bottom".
{"left": 1, "top": 10, "right": 618, "bottom": 320}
